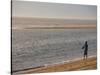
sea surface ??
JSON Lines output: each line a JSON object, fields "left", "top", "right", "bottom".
{"left": 12, "top": 28, "right": 97, "bottom": 72}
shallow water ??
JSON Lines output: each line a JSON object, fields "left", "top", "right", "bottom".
{"left": 12, "top": 29, "right": 97, "bottom": 71}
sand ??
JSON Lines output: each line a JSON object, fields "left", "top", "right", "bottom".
{"left": 13, "top": 57, "right": 96, "bottom": 74}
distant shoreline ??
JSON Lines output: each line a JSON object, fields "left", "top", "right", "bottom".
{"left": 25, "top": 26, "right": 96, "bottom": 29}
{"left": 12, "top": 26, "right": 96, "bottom": 30}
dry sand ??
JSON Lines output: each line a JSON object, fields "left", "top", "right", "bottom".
{"left": 13, "top": 57, "right": 96, "bottom": 74}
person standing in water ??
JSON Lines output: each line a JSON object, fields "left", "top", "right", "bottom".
{"left": 82, "top": 41, "right": 88, "bottom": 59}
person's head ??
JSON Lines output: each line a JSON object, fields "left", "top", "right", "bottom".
{"left": 85, "top": 41, "right": 87, "bottom": 45}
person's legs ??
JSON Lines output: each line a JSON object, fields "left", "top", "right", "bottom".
{"left": 83, "top": 54, "right": 85, "bottom": 60}
{"left": 84, "top": 53, "right": 87, "bottom": 60}
{"left": 84, "top": 51, "right": 86, "bottom": 60}
{"left": 84, "top": 50, "right": 88, "bottom": 60}
{"left": 86, "top": 53, "right": 88, "bottom": 59}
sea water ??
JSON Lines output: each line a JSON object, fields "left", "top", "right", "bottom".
{"left": 12, "top": 29, "right": 97, "bottom": 71}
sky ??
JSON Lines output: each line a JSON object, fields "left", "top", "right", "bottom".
{"left": 12, "top": 0, "right": 97, "bottom": 20}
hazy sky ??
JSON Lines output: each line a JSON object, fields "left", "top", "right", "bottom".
{"left": 12, "top": 1, "right": 97, "bottom": 20}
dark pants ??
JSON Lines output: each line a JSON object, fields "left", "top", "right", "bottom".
{"left": 84, "top": 50, "right": 88, "bottom": 59}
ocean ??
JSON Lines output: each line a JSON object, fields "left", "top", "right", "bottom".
{"left": 12, "top": 28, "right": 97, "bottom": 72}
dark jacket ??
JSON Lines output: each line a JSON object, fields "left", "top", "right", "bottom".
{"left": 82, "top": 41, "right": 88, "bottom": 55}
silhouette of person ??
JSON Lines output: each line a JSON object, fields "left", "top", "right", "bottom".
{"left": 82, "top": 41, "right": 88, "bottom": 59}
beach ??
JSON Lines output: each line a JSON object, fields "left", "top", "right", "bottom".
{"left": 12, "top": 56, "right": 96, "bottom": 74}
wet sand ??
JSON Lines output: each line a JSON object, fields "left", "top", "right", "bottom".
{"left": 13, "top": 57, "right": 96, "bottom": 74}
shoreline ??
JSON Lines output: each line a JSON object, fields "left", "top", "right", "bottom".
{"left": 12, "top": 26, "right": 96, "bottom": 30}
{"left": 13, "top": 56, "right": 97, "bottom": 74}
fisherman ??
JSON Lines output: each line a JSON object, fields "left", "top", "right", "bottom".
{"left": 82, "top": 41, "right": 88, "bottom": 60}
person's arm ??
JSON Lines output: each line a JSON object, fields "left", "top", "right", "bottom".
{"left": 82, "top": 44, "right": 84, "bottom": 49}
